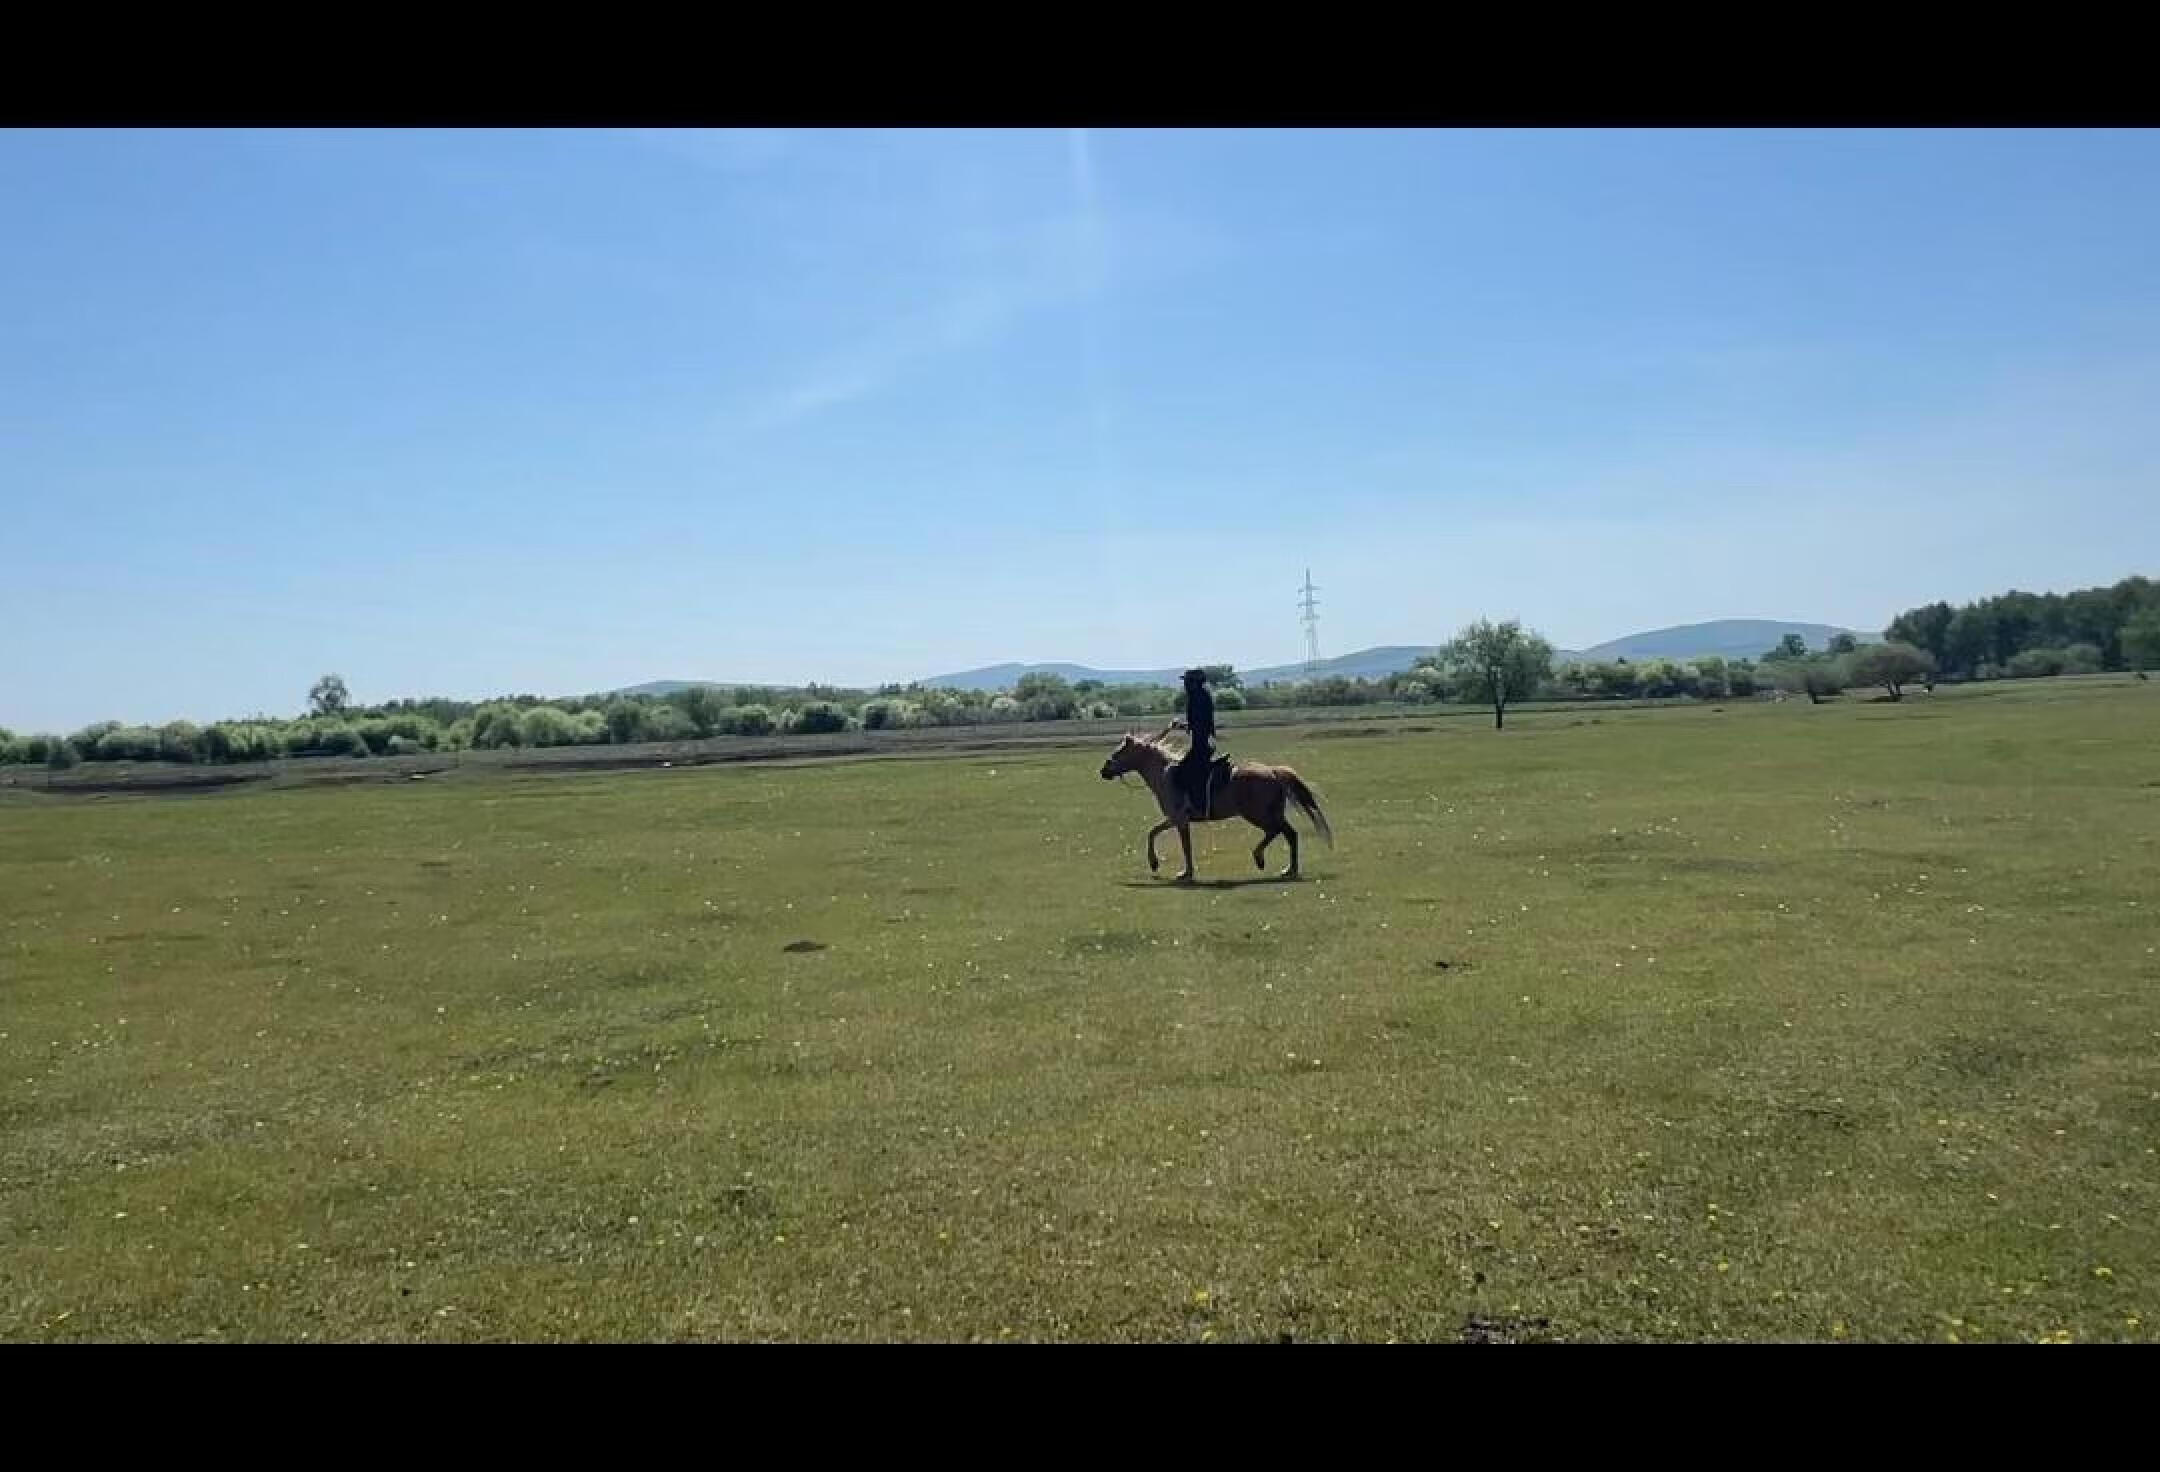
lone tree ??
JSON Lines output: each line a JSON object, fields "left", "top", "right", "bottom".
{"left": 308, "top": 673, "right": 351, "bottom": 716}
{"left": 1848, "top": 642, "right": 1935, "bottom": 701}
{"left": 1441, "top": 619, "right": 1555, "bottom": 730}
{"left": 1826, "top": 632, "right": 1860, "bottom": 656}
{"left": 1765, "top": 633, "right": 1810, "bottom": 662}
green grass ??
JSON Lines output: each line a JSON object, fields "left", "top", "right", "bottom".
{"left": 5, "top": 677, "right": 2157, "bottom": 1341}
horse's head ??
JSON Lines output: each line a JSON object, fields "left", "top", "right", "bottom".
{"left": 1099, "top": 733, "right": 1144, "bottom": 781}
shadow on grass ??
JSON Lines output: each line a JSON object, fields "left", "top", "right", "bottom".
{"left": 1116, "top": 873, "right": 1306, "bottom": 890}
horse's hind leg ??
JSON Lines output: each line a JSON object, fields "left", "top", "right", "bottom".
{"left": 1253, "top": 789, "right": 1295, "bottom": 875}
{"left": 1249, "top": 794, "right": 1283, "bottom": 870}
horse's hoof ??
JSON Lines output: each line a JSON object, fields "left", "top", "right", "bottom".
{"left": 1174, "top": 872, "right": 1195, "bottom": 885}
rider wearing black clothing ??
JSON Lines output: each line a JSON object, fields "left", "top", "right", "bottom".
{"left": 1175, "top": 667, "right": 1217, "bottom": 815}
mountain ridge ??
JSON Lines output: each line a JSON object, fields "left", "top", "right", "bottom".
{"left": 616, "top": 620, "right": 1867, "bottom": 695}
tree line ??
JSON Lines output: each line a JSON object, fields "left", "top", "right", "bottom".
{"left": 8, "top": 575, "right": 2153, "bottom": 769}
{"left": 1883, "top": 576, "right": 2160, "bottom": 681}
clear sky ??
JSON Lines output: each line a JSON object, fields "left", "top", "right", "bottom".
{"left": 5, "top": 128, "right": 2157, "bottom": 732}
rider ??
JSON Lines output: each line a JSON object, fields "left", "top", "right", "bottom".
{"left": 1173, "top": 667, "right": 1217, "bottom": 815}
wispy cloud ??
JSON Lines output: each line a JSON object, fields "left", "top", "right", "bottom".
{"left": 724, "top": 252, "right": 1083, "bottom": 435}
{"left": 730, "top": 274, "right": 1064, "bottom": 433}
{"left": 719, "top": 132, "right": 1219, "bottom": 439}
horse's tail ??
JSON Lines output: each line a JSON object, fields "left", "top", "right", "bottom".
{"left": 1282, "top": 769, "right": 1333, "bottom": 846}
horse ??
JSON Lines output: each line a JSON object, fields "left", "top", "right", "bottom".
{"left": 1098, "top": 728, "right": 1333, "bottom": 883}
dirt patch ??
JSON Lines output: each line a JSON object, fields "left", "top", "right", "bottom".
{"left": 28, "top": 769, "right": 270, "bottom": 798}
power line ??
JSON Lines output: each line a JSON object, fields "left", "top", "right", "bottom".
{"left": 1299, "top": 569, "right": 1322, "bottom": 674}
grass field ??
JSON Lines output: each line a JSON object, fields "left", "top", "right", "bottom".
{"left": 5, "top": 677, "right": 2157, "bottom": 1341}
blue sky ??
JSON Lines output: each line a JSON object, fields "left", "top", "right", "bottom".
{"left": 4, "top": 128, "right": 2157, "bottom": 732}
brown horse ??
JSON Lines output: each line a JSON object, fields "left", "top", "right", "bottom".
{"left": 1098, "top": 729, "right": 1333, "bottom": 882}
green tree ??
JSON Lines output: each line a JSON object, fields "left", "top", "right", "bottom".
{"left": 1886, "top": 601, "right": 1955, "bottom": 664}
{"left": 791, "top": 701, "right": 850, "bottom": 735}
{"left": 1765, "top": 634, "right": 1809, "bottom": 662}
{"left": 2060, "top": 642, "right": 2105, "bottom": 675}
{"left": 1991, "top": 591, "right": 2040, "bottom": 665}
{"left": 1014, "top": 672, "right": 1078, "bottom": 721}
{"left": 309, "top": 674, "right": 351, "bottom": 716}
{"left": 1942, "top": 607, "right": 1992, "bottom": 677}
{"left": 1587, "top": 660, "right": 1640, "bottom": 700}
{"left": 1776, "top": 656, "right": 1848, "bottom": 704}
{"left": 158, "top": 721, "right": 204, "bottom": 763}
{"left": 1297, "top": 675, "right": 1374, "bottom": 707}
{"left": 604, "top": 700, "right": 650, "bottom": 744}
{"left": 1636, "top": 659, "right": 1695, "bottom": 699}
{"left": 518, "top": 706, "right": 581, "bottom": 747}
{"left": 1826, "top": 632, "right": 1860, "bottom": 656}
{"left": 640, "top": 705, "right": 694, "bottom": 742}
{"left": 1013, "top": 671, "right": 1072, "bottom": 699}
{"left": 1441, "top": 619, "right": 1556, "bottom": 730}
{"left": 2123, "top": 609, "right": 2160, "bottom": 673}
{"left": 679, "top": 685, "right": 725, "bottom": 738}
{"left": 1847, "top": 642, "right": 1934, "bottom": 701}
{"left": 2005, "top": 648, "right": 2065, "bottom": 679}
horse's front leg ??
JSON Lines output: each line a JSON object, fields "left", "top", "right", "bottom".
{"left": 1145, "top": 818, "right": 1174, "bottom": 873}
{"left": 1174, "top": 821, "right": 1195, "bottom": 883}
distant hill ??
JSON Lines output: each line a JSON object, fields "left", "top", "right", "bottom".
{"left": 623, "top": 620, "right": 1862, "bottom": 700}
{"left": 918, "top": 662, "right": 1184, "bottom": 692}
{"left": 1242, "top": 646, "right": 1445, "bottom": 684}
{"left": 1573, "top": 619, "right": 1868, "bottom": 664}
{"left": 918, "top": 646, "right": 1452, "bottom": 691}
{"left": 612, "top": 679, "right": 811, "bottom": 698}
